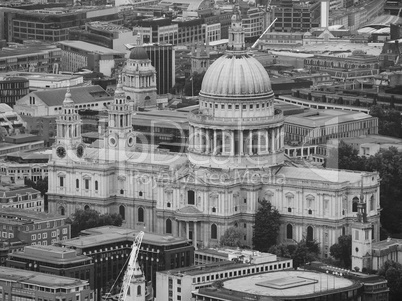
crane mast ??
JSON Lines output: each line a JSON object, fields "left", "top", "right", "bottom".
{"left": 119, "top": 231, "right": 144, "bottom": 301}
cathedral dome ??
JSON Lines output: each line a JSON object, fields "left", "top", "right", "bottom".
{"left": 200, "top": 52, "right": 272, "bottom": 97}
{"left": 129, "top": 47, "right": 148, "bottom": 60}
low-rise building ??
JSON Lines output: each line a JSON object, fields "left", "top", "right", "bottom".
{"left": 0, "top": 184, "right": 43, "bottom": 212}
{"left": 0, "top": 104, "right": 26, "bottom": 136}
{"left": 7, "top": 244, "right": 95, "bottom": 290}
{"left": 0, "top": 43, "right": 61, "bottom": 73}
{"left": 57, "top": 41, "right": 125, "bottom": 77}
{"left": 14, "top": 85, "right": 112, "bottom": 117}
{"left": 0, "top": 149, "right": 49, "bottom": 182}
{"left": 0, "top": 77, "right": 29, "bottom": 107}
{"left": 58, "top": 226, "right": 194, "bottom": 300}
{"left": 156, "top": 255, "right": 293, "bottom": 301}
{"left": 0, "top": 207, "right": 70, "bottom": 246}
{"left": 1, "top": 71, "right": 84, "bottom": 90}
{"left": 341, "top": 134, "right": 402, "bottom": 157}
{"left": 0, "top": 266, "right": 93, "bottom": 301}
{"left": 192, "top": 270, "right": 377, "bottom": 301}
{"left": 284, "top": 109, "right": 378, "bottom": 146}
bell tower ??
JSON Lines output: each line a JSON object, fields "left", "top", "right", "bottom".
{"left": 53, "top": 87, "right": 83, "bottom": 162}
{"left": 106, "top": 75, "right": 137, "bottom": 153}
{"left": 351, "top": 178, "right": 373, "bottom": 272}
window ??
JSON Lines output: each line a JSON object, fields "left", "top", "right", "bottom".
{"left": 307, "top": 226, "right": 313, "bottom": 241}
{"left": 211, "top": 224, "right": 217, "bottom": 239}
{"left": 85, "top": 179, "right": 89, "bottom": 190}
{"left": 166, "top": 218, "right": 172, "bottom": 234}
{"left": 138, "top": 207, "right": 144, "bottom": 223}
{"left": 188, "top": 190, "right": 195, "bottom": 205}
{"left": 352, "top": 197, "right": 359, "bottom": 212}
{"left": 59, "top": 176, "right": 64, "bottom": 187}
{"left": 76, "top": 179, "right": 79, "bottom": 189}
{"left": 95, "top": 181, "right": 98, "bottom": 191}
{"left": 287, "top": 224, "right": 293, "bottom": 239}
{"left": 119, "top": 205, "right": 125, "bottom": 220}
{"left": 137, "top": 285, "right": 141, "bottom": 296}
{"left": 31, "top": 234, "right": 36, "bottom": 240}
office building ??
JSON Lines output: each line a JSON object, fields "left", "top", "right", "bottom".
{"left": 7, "top": 244, "right": 94, "bottom": 289}
{"left": 0, "top": 77, "right": 29, "bottom": 107}
{"left": 58, "top": 226, "right": 194, "bottom": 300}
{"left": 0, "top": 266, "right": 93, "bottom": 301}
{"left": 0, "top": 184, "right": 43, "bottom": 212}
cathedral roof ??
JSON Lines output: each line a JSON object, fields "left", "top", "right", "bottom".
{"left": 129, "top": 47, "right": 149, "bottom": 60}
{"left": 200, "top": 53, "right": 272, "bottom": 97}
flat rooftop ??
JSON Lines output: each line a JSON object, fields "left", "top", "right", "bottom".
{"left": 0, "top": 207, "right": 65, "bottom": 222}
{"left": 342, "top": 134, "right": 402, "bottom": 145}
{"left": 0, "top": 266, "right": 88, "bottom": 287}
{"left": 57, "top": 41, "right": 125, "bottom": 55}
{"left": 223, "top": 270, "right": 358, "bottom": 297}
{"left": 63, "top": 226, "right": 190, "bottom": 248}
{"left": 11, "top": 245, "right": 90, "bottom": 263}
{"left": 285, "top": 109, "right": 372, "bottom": 128}
{"left": 0, "top": 45, "right": 59, "bottom": 59}
{"left": 0, "top": 72, "right": 82, "bottom": 82}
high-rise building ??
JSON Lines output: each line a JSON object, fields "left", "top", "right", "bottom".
{"left": 143, "top": 43, "right": 175, "bottom": 95}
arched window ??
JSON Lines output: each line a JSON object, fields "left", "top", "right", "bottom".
{"left": 58, "top": 206, "right": 65, "bottom": 216}
{"left": 119, "top": 205, "right": 125, "bottom": 220}
{"left": 76, "top": 179, "right": 79, "bottom": 189}
{"left": 352, "top": 197, "right": 359, "bottom": 212}
{"left": 95, "top": 181, "right": 98, "bottom": 191}
{"left": 137, "top": 285, "right": 141, "bottom": 296}
{"left": 188, "top": 190, "right": 195, "bottom": 205}
{"left": 287, "top": 224, "right": 293, "bottom": 240}
{"left": 212, "top": 207, "right": 216, "bottom": 213}
{"left": 166, "top": 218, "right": 172, "bottom": 234}
{"left": 307, "top": 226, "right": 314, "bottom": 242}
{"left": 139, "top": 191, "right": 143, "bottom": 197}
{"left": 211, "top": 224, "right": 217, "bottom": 239}
{"left": 84, "top": 205, "right": 90, "bottom": 211}
{"left": 138, "top": 207, "right": 144, "bottom": 223}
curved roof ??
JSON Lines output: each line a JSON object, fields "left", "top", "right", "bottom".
{"left": 129, "top": 47, "right": 149, "bottom": 60}
{"left": 200, "top": 52, "right": 272, "bottom": 97}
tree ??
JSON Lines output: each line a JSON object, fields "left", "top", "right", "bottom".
{"left": 268, "top": 243, "right": 292, "bottom": 258}
{"left": 378, "top": 260, "right": 402, "bottom": 301}
{"left": 370, "top": 105, "right": 402, "bottom": 138}
{"left": 325, "top": 141, "right": 366, "bottom": 171}
{"left": 220, "top": 226, "right": 244, "bottom": 247}
{"left": 252, "top": 200, "right": 281, "bottom": 252}
{"left": 184, "top": 71, "right": 205, "bottom": 96}
{"left": 292, "top": 239, "right": 320, "bottom": 269}
{"left": 329, "top": 235, "right": 352, "bottom": 268}
{"left": 24, "top": 177, "right": 49, "bottom": 211}
{"left": 67, "top": 209, "right": 123, "bottom": 237}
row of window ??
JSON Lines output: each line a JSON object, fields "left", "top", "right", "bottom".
{"left": 202, "top": 101, "right": 272, "bottom": 111}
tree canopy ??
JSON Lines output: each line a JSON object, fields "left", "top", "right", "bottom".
{"left": 67, "top": 209, "right": 123, "bottom": 237}
{"left": 268, "top": 239, "right": 320, "bottom": 269}
{"left": 220, "top": 226, "right": 244, "bottom": 248}
{"left": 252, "top": 200, "right": 281, "bottom": 252}
{"left": 378, "top": 260, "right": 402, "bottom": 301}
{"left": 370, "top": 105, "right": 402, "bottom": 138}
{"left": 326, "top": 141, "right": 402, "bottom": 234}
{"left": 184, "top": 71, "right": 205, "bottom": 96}
{"left": 329, "top": 235, "right": 352, "bottom": 268}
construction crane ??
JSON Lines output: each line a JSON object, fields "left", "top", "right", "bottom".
{"left": 251, "top": 18, "right": 277, "bottom": 49}
{"left": 106, "top": 231, "right": 144, "bottom": 301}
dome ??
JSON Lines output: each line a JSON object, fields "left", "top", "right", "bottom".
{"left": 129, "top": 47, "right": 149, "bottom": 60}
{"left": 200, "top": 53, "right": 272, "bottom": 97}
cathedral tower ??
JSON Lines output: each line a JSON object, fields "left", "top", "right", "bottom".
{"left": 351, "top": 180, "right": 373, "bottom": 272}
{"left": 123, "top": 46, "right": 157, "bottom": 110}
{"left": 53, "top": 87, "right": 84, "bottom": 162}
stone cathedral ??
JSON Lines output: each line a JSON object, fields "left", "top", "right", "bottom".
{"left": 48, "top": 11, "right": 380, "bottom": 258}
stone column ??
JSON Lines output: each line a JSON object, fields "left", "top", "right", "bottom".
{"left": 189, "top": 126, "right": 194, "bottom": 150}
{"left": 266, "top": 129, "right": 269, "bottom": 153}
{"left": 205, "top": 129, "right": 210, "bottom": 154}
{"left": 194, "top": 221, "right": 198, "bottom": 250}
{"left": 257, "top": 130, "right": 262, "bottom": 154}
{"left": 240, "top": 130, "right": 244, "bottom": 155}
{"left": 231, "top": 131, "right": 235, "bottom": 156}
{"left": 249, "top": 130, "right": 253, "bottom": 155}
{"left": 178, "top": 220, "right": 182, "bottom": 237}
{"left": 186, "top": 221, "right": 190, "bottom": 240}
{"left": 213, "top": 129, "right": 217, "bottom": 155}
{"left": 222, "top": 130, "right": 226, "bottom": 154}
{"left": 271, "top": 129, "right": 275, "bottom": 153}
